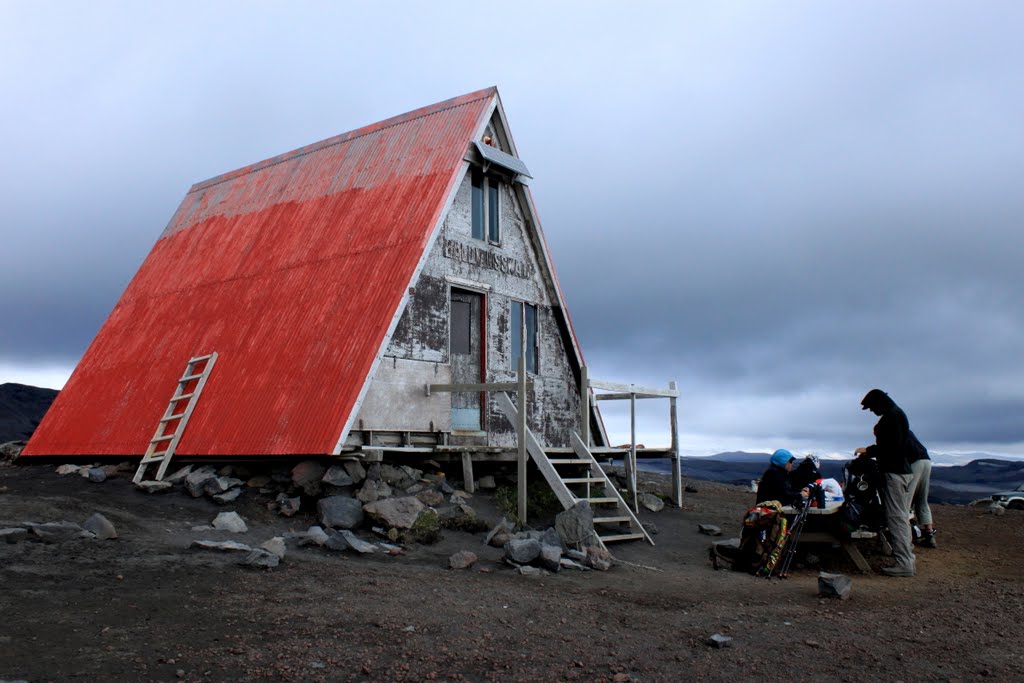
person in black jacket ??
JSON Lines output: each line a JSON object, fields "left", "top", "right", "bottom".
{"left": 756, "top": 449, "right": 809, "bottom": 506}
{"left": 854, "top": 389, "right": 917, "bottom": 577}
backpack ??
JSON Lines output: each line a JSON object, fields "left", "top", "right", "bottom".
{"left": 709, "top": 501, "right": 788, "bottom": 574}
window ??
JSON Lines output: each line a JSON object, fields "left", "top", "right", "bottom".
{"left": 471, "top": 167, "right": 500, "bottom": 243}
{"left": 510, "top": 301, "right": 538, "bottom": 373}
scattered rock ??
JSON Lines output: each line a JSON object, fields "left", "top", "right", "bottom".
{"left": 239, "top": 549, "right": 280, "bottom": 568}
{"left": 804, "top": 639, "right": 822, "bottom": 648}
{"left": 27, "top": 521, "right": 84, "bottom": 543}
{"left": 136, "top": 480, "right": 173, "bottom": 494}
{"left": 184, "top": 466, "right": 218, "bottom": 497}
{"left": 190, "top": 540, "right": 252, "bottom": 553}
{"left": 638, "top": 492, "right": 664, "bottom": 512}
{"left": 322, "top": 465, "right": 354, "bottom": 487}
{"left": 517, "top": 565, "right": 542, "bottom": 577}
{"left": 685, "top": 485, "right": 699, "bottom": 494}
{"left": 56, "top": 464, "right": 83, "bottom": 476}
{"left": 211, "top": 511, "right": 248, "bottom": 533}
{"left": 356, "top": 479, "right": 392, "bottom": 504}
{"left": 298, "top": 526, "right": 330, "bottom": 547}
{"left": 416, "top": 490, "right": 445, "bottom": 507}
{"left": 246, "top": 475, "right": 271, "bottom": 488}
{"left": 163, "top": 465, "right": 194, "bottom": 484}
{"left": 343, "top": 460, "right": 367, "bottom": 484}
{"left": 559, "top": 558, "right": 589, "bottom": 571}
{"left": 698, "top": 524, "right": 722, "bottom": 536}
{"left": 0, "top": 528, "right": 29, "bottom": 544}
{"left": 555, "top": 500, "right": 600, "bottom": 549}
{"left": 363, "top": 496, "right": 425, "bottom": 530}
{"left": 319, "top": 496, "right": 365, "bottom": 529}
{"left": 0, "top": 440, "right": 25, "bottom": 461}
{"left": 642, "top": 521, "right": 659, "bottom": 535}
{"left": 485, "top": 518, "right": 513, "bottom": 548}
{"left": 276, "top": 494, "right": 301, "bottom": 517}
{"left": 87, "top": 468, "right": 108, "bottom": 483}
{"left": 477, "top": 475, "right": 497, "bottom": 490}
{"left": 989, "top": 504, "right": 1006, "bottom": 516}
{"left": 100, "top": 464, "right": 120, "bottom": 477}
{"left": 212, "top": 488, "right": 243, "bottom": 505}
{"left": 324, "top": 530, "right": 351, "bottom": 552}
{"left": 539, "top": 544, "right": 562, "bottom": 572}
{"left": 292, "top": 460, "right": 326, "bottom": 496}
{"left": 338, "top": 529, "right": 376, "bottom": 553}
{"left": 449, "top": 550, "right": 478, "bottom": 570}
{"left": 83, "top": 513, "right": 117, "bottom": 540}
{"left": 405, "top": 508, "right": 441, "bottom": 544}
{"left": 584, "top": 545, "right": 613, "bottom": 571}
{"left": 505, "top": 538, "right": 542, "bottom": 565}
{"left": 260, "top": 537, "right": 286, "bottom": 559}
{"left": 204, "top": 476, "right": 243, "bottom": 496}
{"left": 818, "top": 572, "right": 852, "bottom": 600}
{"left": 541, "top": 527, "right": 566, "bottom": 552}
{"left": 707, "top": 633, "right": 733, "bottom": 648}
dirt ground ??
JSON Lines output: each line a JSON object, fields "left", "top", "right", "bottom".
{"left": 1, "top": 460, "right": 1021, "bottom": 683}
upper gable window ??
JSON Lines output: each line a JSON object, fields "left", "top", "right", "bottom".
{"left": 471, "top": 167, "right": 500, "bottom": 244}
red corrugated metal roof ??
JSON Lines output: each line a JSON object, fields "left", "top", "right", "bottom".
{"left": 23, "top": 88, "right": 497, "bottom": 457}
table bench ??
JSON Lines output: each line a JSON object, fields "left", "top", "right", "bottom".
{"left": 780, "top": 503, "right": 890, "bottom": 573}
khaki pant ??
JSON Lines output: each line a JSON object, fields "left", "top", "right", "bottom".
{"left": 883, "top": 472, "right": 916, "bottom": 572}
{"left": 909, "top": 459, "right": 933, "bottom": 527}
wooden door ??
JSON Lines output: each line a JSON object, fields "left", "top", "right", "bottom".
{"left": 450, "top": 289, "right": 483, "bottom": 431}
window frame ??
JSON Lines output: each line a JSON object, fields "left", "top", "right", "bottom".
{"left": 470, "top": 167, "right": 501, "bottom": 245}
{"left": 509, "top": 299, "right": 538, "bottom": 374}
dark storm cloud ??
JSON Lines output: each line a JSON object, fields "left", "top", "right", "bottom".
{"left": 2, "top": 1, "right": 1022, "bottom": 455}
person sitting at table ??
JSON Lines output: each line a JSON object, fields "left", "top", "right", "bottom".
{"left": 756, "top": 449, "right": 809, "bottom": 506}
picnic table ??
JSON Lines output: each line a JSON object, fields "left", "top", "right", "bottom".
{"left": 780, "top": 502, "right": 890, "bottom": 573}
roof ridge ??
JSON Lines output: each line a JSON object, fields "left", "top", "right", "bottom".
{"left": 189, "top": 86, "right": 497, "bottom": 194}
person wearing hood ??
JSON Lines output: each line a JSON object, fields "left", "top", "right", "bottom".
{"left": 756, "top": 449, "right": 808, "bottom": 507}
{"left": 854, "top": 388, "right": 917, "bottom": 577}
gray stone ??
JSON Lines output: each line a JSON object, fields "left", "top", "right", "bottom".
{"left": 239, "top": 549, "right": 280, "bottom": 568}
{"left": 363, "top": 496, "right": 425, "bottom": 529}
{"left": 584, "top": 545, "right": 613, "bottom": 571}
{"left": 322, "top": 465, "right": 354, "bottom": 487}
{"left": 566, "top": 549, "right": 587, "bottom": 562}
{"left": 707, "top": 633, "right": 733, "bottom": 648}
{"left": 338, "top": 529, "right": 376, "bottom": 553}
{"left": 28, "top": 521, "right": 84, "bottom": 543}
{"left": 400, "top": 465, "right": 423, "bottom": 481}
{"left": 185, "top": 466, "right": 218, "bottom": 497}
{"left": 439, "top": 481, "right": 455, "bottom": 495}
{"left": 298, "top": 526, "right": 330, "bottom": 547}
{"left": 559, "top": 558, "right": 589, "bottom": 571}
{"left": 324, "top": 530, "right": 350, "bottom": 551}
{"left": 504, "top": 538, "right": 542, "bottom": 565}
{"left": 449, "top": 550, "right": 478, "bottom": 570}
{"left": 291, "top": 460, "right": 326, "bottom": 496}
{"left": 87, "top": 468, "right": 107, "bottom": 483}
{"left": 163, "top": 465, "right": 194, "bottom": 484}
{"left": 56, "top": 464, "right": 83, "bottom": 476}
{"left": 416, "top": 490, "right": 445, "bottom": 507}
{"left": 0, "top": 440, "right": 25, "bottom": 460}
{"left": 539, "top": 544, "right": 562, "bottom": 572}
{"left": 136, "top": 480, "right": 173, "bottom": 494}
{"left": 83, "top": 513, "right": 117, "bottom": 540}
{"left": 477, "top": 475, "right": 497, "bottom": 490}
{"left": 379, "top": 464, "right": 407, "bottom": 485}
{"left": 642, "top": 521, "right": 659, "bottom": 535}
{"left": 356, "top": 479, "right": 392, "bottom": 504}
{"left": 638, "top": 492, "right": 664, "bottom": 512}
{"left": 276, "top": 494, "right": 301, "bottom": 517}
{"left": 818, "top": 572, "right": 852, "bottom": 600}
{"left": 343, "top": 460, "right": 366, "bottom": 484}
{"left": 204, "top": 476, "right": 243, "bottom": 495}
{"left": 246, "top": 475, "right": 271, "bottom": 488}
{"left": 211, "top": 511, "right": 248, "bottom": 533}
{"left": 260, "top": 537, "right": 286, "bottom": 559}
{"left": 555, "top": 500, "right": 600, "bottom": 549}
{"left": 485, "top": 518, "right": 513, "bottom": 548}
{"left": 190, "top": 539, "right": 252, "bottom": 552}
{"left": 517, "top": 565, "right": 542, "bottom": 576}
{"left": 989, "top": 504, "right": 1006, "bottom": 516}
{"left": 0, "top": 528, "right": 29, "bottom": 544}
{"left": 212, "top": 488, "right": 243, "bottom": 505}
{"left": 698, "top": 524, "right": 722, "bottom": 536}
{"left": 541, "top": 527, "right": 566, "bottom": 551}
{"left": 318, "top": 495, "right": 364, "bottom": 529}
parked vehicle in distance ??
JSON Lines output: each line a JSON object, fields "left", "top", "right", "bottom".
{"left": 990, "top": 483, "right": 1024, "bottom": 509}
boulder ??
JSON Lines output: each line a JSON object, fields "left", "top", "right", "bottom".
{"left": 379, "top": 464, "right": 415, "bottom": 490}
{"left": 319, "top": 496, "right": 364, "bottom": 529}
{"left": 135, "top": 480, "right": 173, "bottom": 494}
{"left": 539, "top": 544, "right": 562, "bottom": 572}
{"left": 559, "top": 558, "right": 589, "bottom": 571}
{"left": 212, "top": 488, "right": 243, "bottom": 505}
{"left": 989, "top": 504, "right": 1006, "bottom": 516}
{"left": 0, "top": 528, "right": 29, "bottom": 544}
{"left": 584, "top": 545, "right": 613, "bottom": 571}
{"left": 298, "top": 526, "right": 330, "bottom": 547}
{"left": 818, "top": 572, "right": 852, "bottom": 600}
{"left": 211, "top": 511, "right": 248, "bottom": 533}
{"left": 416, "top": 490, "right": 445, "bottom": 507}
{"left": 291, "top": 460, "right": 326, "bottom": 496}
{"left": 363, "top": 496, "right": 425, "bottom": 530}
{"left": 338, "top": 529, "right": 376, "bottom": 553}
{"left": 324, "top": 530, "right": 350, "bottom": 552}
{"left": 27, "top": 521, "right": 84, "bottom": 543}
{"left": 541, "top": 527, "right": 566, "bottom": 552}
{"left": 485, "top": 518, "right": 514, "bottom": 548}
{"left": 239, "top": 549, "right": 279, "bottom": 568}
{"left": 189, "top": 539, "right": 252, "bottom": 552}
{"left": 260, "top": 537, "right": 287, "bottom": 559}
{"left": 83, "top": 513, "right": 117, "bottom": 540}
{"left": 504, "top": 538, "right": 542, "bottom": 565}
{"left": 356, "top": 479, "right": 392, "bottom": 504}
{"left": 276, "top": 494, "right": 301, "bottom": 517}
{"left": 698, "top": 524, "right": 722, "bottom": 536}
{"left": 517, "top": 565, "right": 542, "bottom": 577}
{"left": 185, "top": 466, "right": 218, "bottom": 497}
{"left": 638, "top": 492, "right": 664, "bottom": 512}
{"left": 477, "top": 475, "right": 497, "bottom": 490}
{"left": 246, "top": 475, "right": 271, "bottom": 488}
{"left": 56, "top": 464, "right": 83, "bottom": 476}
{"left": 163, "top": 465, "right": 194, "bottom": 484}
{"left": 555, "top": 500, "right": 600, "bottom": 549}
{"left": 204, "top": 476, "right": 243, "bottom": 496}
{"left": 87, "top": 468, "right": 108, "bottom": 483}
{"left": 449, "top": 550, "right": 478, "bottom": 570}
{"left": 343, "top": 460, "right": 367, "bottom": 484}
{"left": 0, "top": 441, "right": 25, "bottom": 460}
{"left": 322, "top": 465, "right": 354, "bottom": 487}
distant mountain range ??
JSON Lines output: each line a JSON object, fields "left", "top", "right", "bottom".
{"left": 0, "top": 383, "right": 58, "bottom": 443}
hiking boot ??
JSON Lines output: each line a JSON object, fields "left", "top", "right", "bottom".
{"left": 881, "top": 565, "right": 915, "bottom": 577}
{"left": 921, "top": 531, "right": 938, "bottom": 549}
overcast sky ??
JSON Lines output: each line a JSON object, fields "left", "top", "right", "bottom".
{"left": 2, "top": 1, "right": 1022, "bottom": 458}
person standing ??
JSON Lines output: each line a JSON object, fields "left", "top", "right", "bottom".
{"left": 854, "top": 389, "right": 917, "bottom": 577}
{"left": 907, "top": 431, "right": 937, "bottom": 548}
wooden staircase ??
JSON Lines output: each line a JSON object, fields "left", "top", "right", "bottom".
{"left": 493, "top": 392, "right": 653, "bottom": 548}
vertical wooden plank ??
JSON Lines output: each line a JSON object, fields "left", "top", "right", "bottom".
{"left": 517, "top": 356, "right": 528, "bottom": 525}
{"left": 629, "top": 391, "right": 638, "bottom": 512}
{"left": 462, "top": 452, "right": 475, "bottom": 494}
{"left": 579, "top": 365, "right": 590, "bottom": 447}
{"left": 669, "top": 380, "right": 681, "bottom": 508}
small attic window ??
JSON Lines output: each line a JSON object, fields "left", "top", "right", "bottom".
{"left": 471, "top": 168, "right": 500, "bottom": 244}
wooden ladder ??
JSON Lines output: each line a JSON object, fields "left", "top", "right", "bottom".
{"left": 132, "top": 352, "right": 218, "bottom": 484}
{"left": 493, "top": 392, "right": 653, "bottom": 547}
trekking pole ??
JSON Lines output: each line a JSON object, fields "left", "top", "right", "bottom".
{"left": 779, "top": 484, "right": 819, "bottom": 578}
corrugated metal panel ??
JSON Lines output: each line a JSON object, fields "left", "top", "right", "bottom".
{"left": 23, "top": 88, "right": 497, "bottom": 457}
{"left": 473, "top": 141, "right": 531, "bottom": 178}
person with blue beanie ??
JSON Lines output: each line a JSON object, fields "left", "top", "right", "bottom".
{"left": 755, "top": 448, "right": 809, "bottom": 506}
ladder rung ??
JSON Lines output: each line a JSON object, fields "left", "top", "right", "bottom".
{"left": 141, "top": 451, "right": 170, "bottom": 462}
{"left": 169, "top": 393, "right": 195, "bottom": 402}
{"left": 189, "top": 354, "right": 215, "bottom": 363}
{"left": 151, "top": 435, "right": 174, "bottom": 443}
{"left": 585, "top": 497, "right": 619, "bottom": 504}
{"left": 548, "top": 459, "right": 592, "bottom": 465}
{"left": 594, "top": 516, "right": 632, "bottom": 524}
{"left": 179, "top": 373, "right": 204, "bottom": 382}
{"left": 561, "top": 477, "right": 606, "bottom": 484}
{"left": 599, "top": 533, "right": 645, "bottom": 543}
{"left": 160, "top": 413, "right": 186, "bottom": 422}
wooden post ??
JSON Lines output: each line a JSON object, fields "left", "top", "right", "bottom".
{"left": 579, "top": 365, "right": 590, "bottom": 447}
{"left": 462, "top": 452, "right": 475, "bottom": 494}
{"left": 669, "top": 380, "right": 681, "bottom": 507}
{"left": 628, "top": 391, "right": 638, "bottom": 511}
{"left": 517, "top": 356, "right": 528, "bottom": 525}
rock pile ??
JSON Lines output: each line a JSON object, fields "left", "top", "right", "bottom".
{"left": 1, "top": 513, "right": 118, "bottom": 544}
